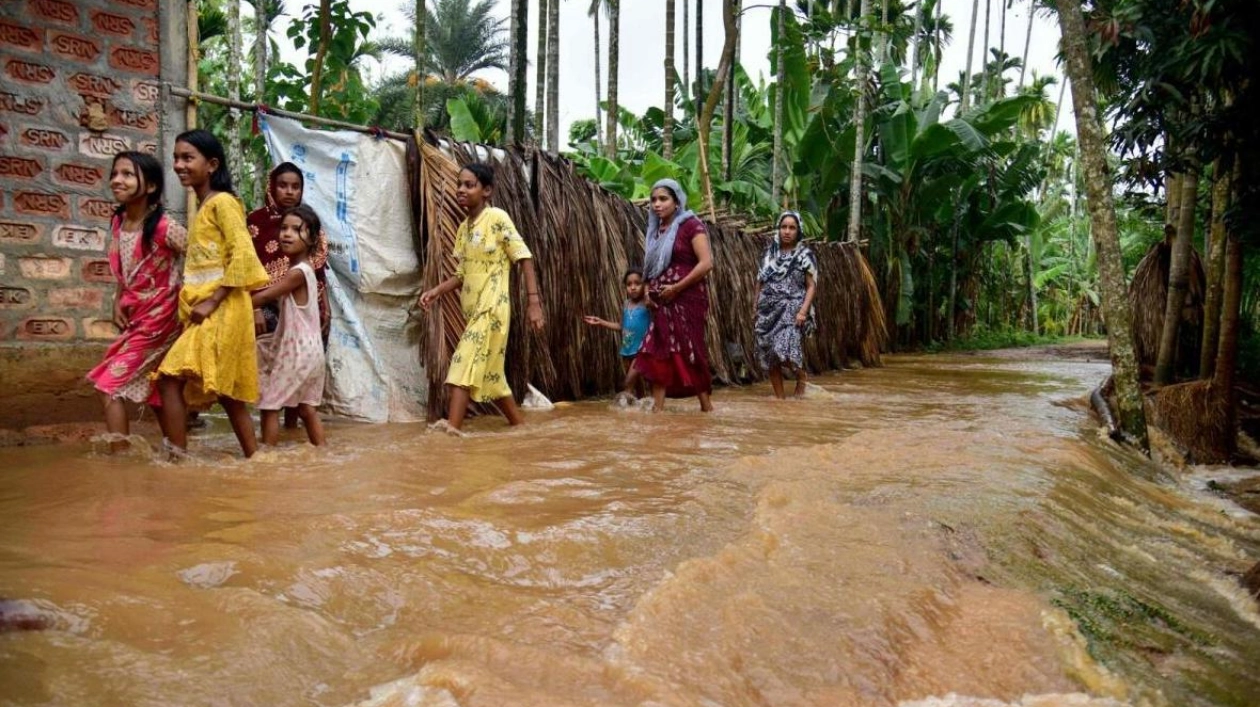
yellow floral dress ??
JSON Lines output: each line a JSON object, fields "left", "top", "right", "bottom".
{"left": 447, "top": 206, "right": 533, "bottom": 402}
{"left": 158, "top": 193, "right": 270, "bottom": 405}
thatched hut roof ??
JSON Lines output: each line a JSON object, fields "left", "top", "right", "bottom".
{"left": 1128, "top": 238, "right": 1206, "bottom": 373}
{"left": 412, "top": 141, "right": 887, "bottom": 419}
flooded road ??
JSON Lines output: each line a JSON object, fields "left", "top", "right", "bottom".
{"left": 2, "top": 347, "right": 1259, "bottom": 706}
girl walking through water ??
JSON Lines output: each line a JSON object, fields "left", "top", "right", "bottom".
{"left": 156, "top": 129, "right": 270, "bottom": 458}
{"left": 417, "top": 163, "right": 545, "bottom": 432}
{"left": 86, "top": 151, "right": 188, "bottom": 451}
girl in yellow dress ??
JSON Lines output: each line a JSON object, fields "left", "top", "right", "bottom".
{"left": 418, "top": 163, "right": 545, "bottom": 432}
{"left": 156, "top": 130, "right": 270, "bottom": 457}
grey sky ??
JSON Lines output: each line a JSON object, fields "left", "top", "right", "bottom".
{"left": 276, "top": 1, "right": 1069, "bottom": 140}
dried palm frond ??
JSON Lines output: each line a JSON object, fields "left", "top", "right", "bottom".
{"left": 1128, "top": 239, "right": 1207, "bottom": 372}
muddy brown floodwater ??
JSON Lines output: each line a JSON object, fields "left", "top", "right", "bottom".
{"left": 2, "top": 346, "right": 1259, "bottom": 707}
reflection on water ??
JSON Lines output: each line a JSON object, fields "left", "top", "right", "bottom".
{"left": 1, "top": 350, "right": 1258, "bottom": 707}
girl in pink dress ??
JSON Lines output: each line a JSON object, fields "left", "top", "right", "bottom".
{"left": 86, "top": 151, "right": 188, "bottom": 450}
{"left": 250, "top": 205, "right": 326, "bottom": 447}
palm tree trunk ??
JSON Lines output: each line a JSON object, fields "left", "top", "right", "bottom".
{"left": 604, "top": 0, "right": 620, "bottom": 158}
{"left": 535, "top": 0, "right": 548, "bottom": 148}
{"left": 1153, "top": 161, "right": 1198, "bottom": 385}
{"left": 999, "top": 0, "right": 1007, "bottom": 87}
{"left": 592, "top": 3, "right": 602, "bottom": 144}
{"left": 771, "top": 0, "right": 786, "bottom": 207}
{"left": 722, "top": 3, "right": 738, "bottom": 181}
{"left": 546, "top": 0, "right": 560, "bottom": 154}
{"left": 947, "top": 209, "right": 960, "bottom": 341}
{"left": 960, "top": 0, "right": 980, "bottom": 113}
{"left": 1200, "top": 155, "right": 1235, "bottom": 378}
{"left": 252, "top": 0, "right": 270, "bottom": 206}
{"left": 1212, "top": 192, "right": 1242, "bottom": 420}
{"left": 414, "top": 0, "right": 426, "bottom": 129}
{"left": 847, "top": 0, "right": 871, "bottom": 242}
{"left": 695, "top": 0, "right": 704, "bottom": 117}
{"left": 697, "top": 0, "right": 737, "bottom": 221}
{"left": 664, "top": 0, "right": 676, "bottom": 159}
{"left": 878, "top": 0, "right": 889, "bottom": 64}
{"left": 682, "top": 0, "right": 690, "bottom": 110}
{"left": 508, "top": 0, "right": 525, "bottom": 143}
{"left": 225, "top": 0, "right": 243, "bottom": 183}
{"left": 931, "top": 0, "right": 942, "bottom": 93}
{"left": 909, "top": 0, "right": 925, "bottom": 89}
{"left": 309, "top": 0, "right": 332, "bottom": 115}
{"left": 1018, "top": 0, "right": 1033, "bottom": 87}
{"left": 1054, "top": 0, "right": 1148, "bottom": 448}
{"left": 980, "top": 0, "right": 991, "bottom": 101}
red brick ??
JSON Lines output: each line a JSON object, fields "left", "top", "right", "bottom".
{"left": 90, "top": 11, "right": 136, "bottom": 38}
{"left": 79, "top": 198, "right": 117, "bottom": 223}
{"left": 141, "top": 17, "right": 158, "bottom": 45}
{"left": 0, "top": 92, "right": 44, "bottom": 115}
{"left": 5, "top": 59, "right": 56, "bottom": 85}
{"left": 115, "top": 0, "right": 157, "bottom": 11}
{"left": 78, "top": 132, "right": 129, "bottom": 159}
{"left": 17, "top": 317, "right": 75, "bottom": 341}
{"left": 50, "top": 32, "right": 102, "bottom": 64}
{"left": 108, "top": 46, "right": 158, "bottom": 76}
{"left": 0, "top": 20, "right": 43, "bottom": 52}
{"left": 81, "top": 259, "right": 114, "bottom": 283}
{"left": 29, "top": 0, "right": 80, "bottom": 26}
{"left": 14, "top": 191, "right": 70, "bottom": 219}
{"left": 52, "top": 225, "right": 106, "bottom": 251}
{"left": 54, "top": 162, "right": 105, "bottom": 188}
{"left": 0, "top": 221, "right": 44, "bottom": 244}
{"left": 19, "top": 126, "right": 70, "bottom": 151}
{"left": 49, "top": 288, "right": 105, "bottom": 309}
{"left": 18, "top": 256, "right": 72, "bottom": 280}
{"left": 68, "top": 73, "right": 123, "bottom": 99}
{"left": 83, "top": 317, "right": 120, "bottom": 339}
{"left": 131, "top": 80, "right": 159, "bottom": 106}
{"left": 0, "top": 286, "right": 35, "bottom": 309}
{"left": 0, "top": 156, "right": 44, "bottom": 180}
{"left": 108, "top": 106, "right": 157, "bottom": 134}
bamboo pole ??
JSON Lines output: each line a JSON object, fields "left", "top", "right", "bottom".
{"left": 167, "top": 86, "right": 411, "bottom": 141}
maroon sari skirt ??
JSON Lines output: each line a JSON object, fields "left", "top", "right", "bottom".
{"left": 633, "top": 217, "right": 712, "bottom": 398}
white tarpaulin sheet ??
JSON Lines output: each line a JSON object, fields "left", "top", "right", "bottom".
{"left": 259, "top": 114, "right": 425, "bottom": 422}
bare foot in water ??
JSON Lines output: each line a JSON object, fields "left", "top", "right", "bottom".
{"left": 428, "top": 420, "right": 465, "bottom": 437}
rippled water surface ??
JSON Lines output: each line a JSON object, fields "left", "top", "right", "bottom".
{"left": 2, "top": 348, "right": 1259, "bottom": 707}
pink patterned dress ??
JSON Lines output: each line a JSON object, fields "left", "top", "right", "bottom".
{"left": 86, "top": 214, "right": 188, "bottom": 406}
{"left": 256, "top": 262, "right": 325, "bottom": 411}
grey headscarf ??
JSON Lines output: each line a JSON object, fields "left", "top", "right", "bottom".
{"left": 643, "top": 178, "right": 696, "bottom": 280}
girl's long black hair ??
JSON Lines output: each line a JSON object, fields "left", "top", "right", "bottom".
{"left": 175, "top": 128, "right": 235, "bottom": 195}
{"left": 283, "top": 204, "right": 322, "bottom": 250}
{"left": 111, "top": 151, "right": 166, "bottom": 253}
{"left": 463, "top": 162, "right": 495, "bottom": 187}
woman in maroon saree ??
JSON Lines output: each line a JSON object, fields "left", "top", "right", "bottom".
{"left": 632, "top": 178, "right": 715, "bottom": 412}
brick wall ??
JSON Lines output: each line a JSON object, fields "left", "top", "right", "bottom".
{"left": 0, "top": 0, "right": 186, "bottom": 428}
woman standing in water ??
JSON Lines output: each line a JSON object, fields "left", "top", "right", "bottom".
{"left": 754, "top": 211, "right": 818, "bottom": 398}
{"left": 86, "top": 151, "right": 187, "bottom": 450}
{"left": 417, "top": 163, "right": 545, "bottom": 432}
{"left": 633, "top": 178, "right": 714, "bottom": 412}
{"left": 156, "top": 129, "right": 270, "bottom": 458}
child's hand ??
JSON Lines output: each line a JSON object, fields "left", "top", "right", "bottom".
{"left": 528, "top": 301, "right": 545, "bottom": 332}
{"left": 795, "top": 311, "right": 808, "bottom": 327}
{"left": 254, "top": 309, "right": 266, "bottom": 336}
{"left": 583, "top": 315, "right": 607, "bottom": 328}
{"left": 418, "top": 289, "right": 438, "bottom": 310}
{"left": 190, "top": 299, "right": 219, "bottom": 325}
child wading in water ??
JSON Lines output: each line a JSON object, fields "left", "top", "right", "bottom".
{"left": 86, "top": 152, "right": 188, "bottom": 451}
{"left": 156, "top": 129, "right": 270, "bottom": 458}
{"left": 583, "top": 267, "right": 649, "bottom": 399}
{"left": 417, "top": 163, "right": 545, "bottom": 432}
{"left": 251, "top": 205, "right": 327, "bottom": 447}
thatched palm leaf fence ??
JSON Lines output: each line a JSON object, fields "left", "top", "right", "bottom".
{"left": 1127, "top": 239, "right": 1206, "bottom": 376}
{"left": 412, "top": 140, "right": 887, "bottom": 420}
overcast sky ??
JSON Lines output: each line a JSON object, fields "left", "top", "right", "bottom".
{"left": 274, "top": 1, "right": 1070, "bottom": 141}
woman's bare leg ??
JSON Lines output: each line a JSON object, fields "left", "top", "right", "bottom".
{"left": 651, "top": 384, "right": 666, "bottom": 412}
{"left": 698, "top": 391, "right": 714, "bottom": 413}
{"left": 100, "top": 394, "right": 129, "bottom": 452}
{"left": 157, "top": 376, "right": 188, "bottom": 451}
{"left": 297, "top": 404, "right": 325, "bottom": 445}
{"left": 447, "top": 385, "right": 472, "bottom": 430}
{"left": 219, "top": 396, "right": 258, "bottom": 458}
{"left": 768, "top": 366, "right": 786, "bottom": 399}
{"left": 494, "top": 396, "right": 525, "bottom": 426}
{"left": 260, "top": 410, "right": 280, "bottom": 446}
{"left": 793, "top": 368, "right": 808, "bottom": 398}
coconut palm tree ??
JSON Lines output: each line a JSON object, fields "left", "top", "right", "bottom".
{"left": 959, "top": 0, "right": 980, "bottom": 113}
{"left": 1053, "top": 0, "right": 1148, "bottom": 447}
{"left": 772, "top": 0, "right": 786, "bottom": 206}
{"left": 225, "top": 0, "right": 244, "bottom": 181}
{"left": 664, "top": 0, "right": 676, "bottom": 158}
{"left": 604, "top": 0, "right": 620, "bottom": 158}
{"left": 536, "top": 0, "right": 548, "bottom": 147}
{"left": 546, "top": 0, "right": 559, "bottom": 154}
{"left": 414, "top": 0, "right": 426, "bottom": 128}
{"left": 589, "top": 0, "right": 603, "bottom": 145}
{"left": 847, "top": 0, "right": 872, "bottom": 242}
{"left": 507, "top": 0, "right": 525, "bottom": 142}
{"left": 380, "top": 0, "right": 506, "bottom": 85}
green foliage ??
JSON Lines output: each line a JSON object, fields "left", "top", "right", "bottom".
{"left": 273, "top": 1, "right": 378, "bottom": 124}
